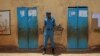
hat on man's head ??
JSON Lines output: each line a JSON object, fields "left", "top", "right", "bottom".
{"left": 46, "top": 11, "right": 51, "bottom": 15}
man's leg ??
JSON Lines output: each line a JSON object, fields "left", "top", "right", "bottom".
{"left": 50, "top": 36, "right": 55, "bottom": 48}
{"left": 50, "top": 32, "right": 55, "bottom": 54}
{"left": 43, "top": 33, "right": 49, "bottom": 54}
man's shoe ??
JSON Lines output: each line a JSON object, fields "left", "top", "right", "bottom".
{"left": 42, "top": 48, "right": 46, "bottom": 55}
{"left": 42, "top": 51, "right": 46, "bottom": 55}
{"left": 52, "top": 48, "right": 55, "bottom": 54}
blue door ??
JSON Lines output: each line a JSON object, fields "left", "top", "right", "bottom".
{"left": 67, "top": 7, "right": 88, "bottom": 49}
{"left": 78, "top": 7, "right": 88, "bottom": 48}
{"left": 28, "top": 8, "right": 38, "bottom": 48}
{"left": 17, "top": 7, "right": 28, "bottom": 48}
{"left": 17, "top": 7, "right": 38, "bottom": 48}
{"left": 68, "top": 7, "right": 78, "bottom": 48}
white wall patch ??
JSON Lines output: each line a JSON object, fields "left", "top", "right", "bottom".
{"left": 79, "top": 10, "right": 87, "bottom": 17}
{"left": 20, "top": 10, "right": 25, "bottom": 17}
{"left": 28, "top": 9, "right": 37, "bottom": 16}
{"left": 71, "top": 11, "right": 76, "bottom": 16}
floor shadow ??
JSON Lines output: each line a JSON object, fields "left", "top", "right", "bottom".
{"left": 38, "top": 43, "right": 67, "bottom": 55}
{"left": 0, "top": 44, "right": 100, "bottom": 55}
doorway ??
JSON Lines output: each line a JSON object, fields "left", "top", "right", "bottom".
{"left": 17, "top": 7, "right": 38, "bottom": 48}
{"left": 67, "top": 7, "right": 88, "bottom": 49}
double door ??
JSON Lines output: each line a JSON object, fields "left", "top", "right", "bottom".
{"left": 17, "top": 7, "right": 38, "bottom": 48}
{"left": 67, "top": 7, "right": 88, "bottom": 49}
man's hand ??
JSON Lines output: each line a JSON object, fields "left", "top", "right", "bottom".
{"left": 43, "top": 26, "right": 45, "bottom": 33}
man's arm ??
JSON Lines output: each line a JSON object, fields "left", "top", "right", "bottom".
{"left": 43, "top": 20, "right": 46, "bottom": 32}
{"left": 43, "top": 26, "right": 45, "bottom": 33}
{"left": 53, "top": 19, "right": 56, "bottom": 31}
{"left": 53, "top": 19, "right": 56, "bottom": 27}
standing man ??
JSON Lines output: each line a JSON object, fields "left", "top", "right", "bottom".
{"left": 43, "top": 12, "right": 56, "bottom": 54}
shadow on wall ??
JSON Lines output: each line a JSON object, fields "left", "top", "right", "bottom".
{"left": 54, "top": 24, "right": 64, "bottom": 36}
{"left": 89, "top": 45, "right": 100, "bottom": 52}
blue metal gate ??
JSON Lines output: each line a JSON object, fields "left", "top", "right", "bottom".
{"left": 67, "top": 7, "right": 88, "bottom": 49}
{"left": 17, "top": 7, "right": 38, "bottom": 48}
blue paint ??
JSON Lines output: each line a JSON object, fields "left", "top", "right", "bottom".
{"left": 78, "top": 8, "right": 88, "bottom": 48}
{"left": 68, "top": 8, "right": 78, "bottom": 48}
{"left": 67, "top": 7, "right": 88, "bottom": 49}
{"left": 17, "top": 7, "right": 28, "bottom": 48}
{"left": 17, "top": 7, "right": 38, "bottom": 48}
{"left": 28, "top": 8, "right": 38, "bottom": 48}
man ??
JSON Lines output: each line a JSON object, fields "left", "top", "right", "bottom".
{"left": 43, "top": 12, "right": 56, "bottom": 54}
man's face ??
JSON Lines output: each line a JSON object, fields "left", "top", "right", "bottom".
{"left": 46, "top": 13, "right": 51, "bottom": 19}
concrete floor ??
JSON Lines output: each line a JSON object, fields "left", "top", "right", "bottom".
{"left": 0, "top": 45, "right": 100, "bottom": 56}
{"left": 0, "top": 53, "right": 100, "bottom": 56}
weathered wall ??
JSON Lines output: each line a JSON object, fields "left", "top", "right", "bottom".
{"left": 0, "top": 0, "right": 100, "bottom": 48}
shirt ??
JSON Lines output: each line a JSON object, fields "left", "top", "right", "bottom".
{"left": 44, "top": 17, "right": 55, "bottom": 30}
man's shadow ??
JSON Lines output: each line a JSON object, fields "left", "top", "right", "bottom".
{"left": 39, "top": 43, "right": 67, "bottom": 56}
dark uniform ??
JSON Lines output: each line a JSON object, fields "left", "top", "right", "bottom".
{"left": 43, "top": 12, "right": 56, "bottom": 54}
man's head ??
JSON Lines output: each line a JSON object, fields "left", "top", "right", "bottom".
{"left": 46, "top": 12, "right": 51, "bottom": 19}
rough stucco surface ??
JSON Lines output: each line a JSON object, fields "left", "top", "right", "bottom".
{"left": 0, "top": 0, "right": 100, "bottom": 48}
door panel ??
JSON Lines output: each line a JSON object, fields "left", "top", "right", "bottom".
{"left": 78, "top": 8, "right": 88, "bottom": 48}
{"left": 68, "top": 8, "right": 78, "bottom": 48}
{"left": 28, "top": 8, "right": 38, "bottom": 48}
{"left": 17, "top": 7, "right": 28, "bottom": 48}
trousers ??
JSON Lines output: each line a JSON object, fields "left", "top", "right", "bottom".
{"left": 44, "top": 30, "right": 55, "bottom": 48}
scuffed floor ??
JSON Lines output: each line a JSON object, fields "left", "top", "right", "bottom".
{"left": 0, "top": 44, "right": 100, "bottom": 56}
{"left": 0, "top": 53, "right": 100, "bottom": 56}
